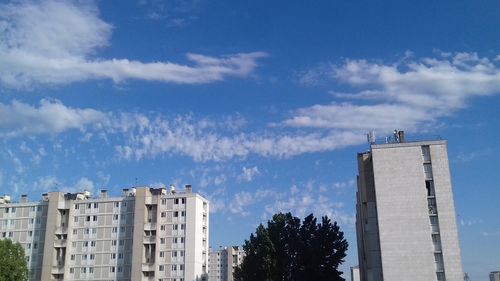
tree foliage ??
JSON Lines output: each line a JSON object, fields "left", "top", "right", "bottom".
{"left": 234, "top": 212, "right": 348, "bottom": 281}
{"left": 0, "top": 239, "right": 28, "bottom": 281}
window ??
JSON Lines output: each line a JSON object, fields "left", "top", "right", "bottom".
{"left": 118, "top": 266, "right": 123, "bottom": 273}
{"left": 118, "top": 253, "right": 123, "bottom": 259}
{"left": 29, "top": 219, "right": 34, "bottom": 225}
{"left": 172, "top": 265, "right": 177, "bottom": 271}
{"left": 424, "top": 163, "right": 433, "bottom": 179}
{"left": 180, "top": 224, "right": 185, "bottom": 230}
{"left": 87, "top": 203, "right": 91, "bottom": 209}
{"left": 180, "top": 264, "right": 184, "bottom": 270}
{"left": 172, "top": 251, "right": 177, "bottom": 257}
{"left": 159, "top": 265, "right": 164, "bottom": 271}
{"left": 172, "top": 237, "right": 178, "bottom": 244}
{"left": 33, "top": 243, "right": 37, "bottom": 249}
{"left": 111, "top": 253, "right": 116, "bottom": 259}
{"left": 160, "top": 225, "right": 166, "bottom": 231}
{"left": 85, "top": 228, "right": 90, "bottom": 234}
{"left": 113, "top": 214, "right": 118, "bottom": 221}
{"left": 426, "top": 180, "right": 435, "bottom": 197}
{"left": 92, "top": 216, "right": 97, "bottom": 222}
{"left": 75, "top": 204, "right": 79, "bottom": 210}
{"left": 83, "top": 241, "right": 88, "bottom": 247}
{"left": 112, "top": 227, "right": 118, "bottom": 233}
{"left": 174, "top": 211, "right": 179, "bottom": 217}
{"left": 70, "top": 268, "right": 74, "bottom": 274}
{"left": 422, "top": 145, "right": 431, "bottom": 162}
{"left": 181, "top": 211, "right": 185, "bottom": 217}
{"left": 161, "top": 212, "right": 166, "bottom": 218}
{"left": 90, "top": 254, "right": 95, "bottom": 260}
{"left": 112, "top": 240, "right": 117, "bottom": 246}
{"left": 91, "top": 241, "right": 96, "bottom": 247}
{"left": 174, "top": 198, "right": 179, "bottom": 205}
{"left": 119, "top": 239, "right": 124, "bottom": 246}
{"left": 181, "top": 198, "right": 185, "bottom": 204}
{"left": 70, "top": 255, "right": 75, "bottom": 261}
{"left": 173, "top": 224, "right": 178, "bottom": 230}
{"left": 86, "top": 216, "right": 90, "bottom": 222}
{"left": 28, "top": 231, "right": 33, "bottom": 237}
{"left": 180, "top": 237, "right": 184, "bottom": 243}
{"left": 160, "top": 238, "right": 165, "bottom": 244}
{"left": 81, "top": 267, "right": 86, "bottom": 274}
{"left": 72, "top": 229, "right": 77, "bottom": 235}
{"left": 74, "top": 217, "right": 79, "bottom": 223}
{"left": 92, "top": 228, "right": 97, "bottom": 234}
{"left": 89, "top": 267, "right": 94, "bottom": 274}
{"left": 160, "top": 251, "right": 165, "bottom": 258}
{"left": 110, "top": 266, "right": 115, "bottom": 273}
{"left": 93, "top": 203, "right": 98, "bottom": 208}
{"left": 161, "top": 199, "right": 166, "bottom": 205}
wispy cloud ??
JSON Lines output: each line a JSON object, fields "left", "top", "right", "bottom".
{"left": 33, "top": 176, "right": 95, "bottom": 193}
{"left": 0, "top": 99, "right": 107, "bottom": 137}
{"left": 290, "top": 52, "right": 500, "bottom": 134}
{"left": 237, "top": 166, "right": 260, "bottom": 182}
{"left": 0, "top": 1, "right": 267, "bottom": 89}
{"left": 0, "top": 99, "right": 365, "bottom": 161}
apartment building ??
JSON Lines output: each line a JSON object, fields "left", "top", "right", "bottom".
{"left": 0, "top": 185, "right": 209, "bottom": 281}
{"left": 491, "top": 271, "right": 500, "bottom": 281}
{"left": 208, "top": 246, "right": 245, "bottom": 281}
{"left": 356, "top": 132, "right": 463, "bottom": 281}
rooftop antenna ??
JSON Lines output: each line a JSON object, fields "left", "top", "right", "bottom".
{"left": 366, "top": 131, "right": 376, "bottom": 145}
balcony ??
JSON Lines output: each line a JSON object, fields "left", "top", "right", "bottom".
{"left": 51, "top": 264, "right": 64, "bottom": 274}
{"left": 142, "top": 262, "right": 155, "bottom": 272}
{"left": 144, "top": 223, "right": 156, "bottom": 231}
{"left": 54, "top": 240, "right": 67, "bottom": 248}
{"left": 143, "top": 236, "right": 156, "bottom": 244}
{"left": 55, "top": 227, "right": 67, "bottom": 235}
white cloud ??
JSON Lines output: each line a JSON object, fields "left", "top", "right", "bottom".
{"left": 33, "top": 176, "right": 59, "bottom": 191}
{"left": 0, "top": 1, "right": 267, "bottom": 88}
{"left": 263, "top": 185, "right": 355, "bottom": 225}
{"left": 0, "top": 99, "right": 107, "bottom": 137}
{"left": 33, "top": 176, "right": 95, "bottom": 193}
{"left": 228, "top": 191, "right": 254, "bottom": 216}
{"left": 115, "top": 117, "right": 365, "bottom": 162}
{"left": 290, "top": 52, "right": 500, "bottom": 135}
{"left": 237, "top": 166, "right": 260, "bottom": 182}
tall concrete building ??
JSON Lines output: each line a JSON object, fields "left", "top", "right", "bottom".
{"left": 208, "top": 246, "right": 245, "bottom": 281}
{"left": 491, "top": 271, "right": 500, "bottom": 281}
{"left": 0, "top": 185, "right": 209, "bottom": 281}
{"left": 351, "top": 266, "right": 361, "bottom": 281}
{"left": 356, "top": 133, "right": 463, "bottom": 281}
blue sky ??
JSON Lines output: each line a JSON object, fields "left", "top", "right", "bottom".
{"left": 1, "top": 0, "right": 499, "bottom": 279}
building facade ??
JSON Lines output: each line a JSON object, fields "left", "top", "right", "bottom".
{"left": 356, "top": 136, "right": 463, "bottom": 281}
{"left": 208, "top": 246, "right": 245, "bottom": 281}
{"left": 491, "top": 271, "right": 500, "bottom": 281}
{"left": 351, "top": 266, "right": 361, "bottom": 281}
{"left": 0, "top": 185, "right": 209, "bottom": 281}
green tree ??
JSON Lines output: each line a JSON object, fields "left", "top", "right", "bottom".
{"left": 0, "top": 239, "right": 28, "bottom": 281}
{"left": 234, "top": 212, "right": 348, "bottom": 281}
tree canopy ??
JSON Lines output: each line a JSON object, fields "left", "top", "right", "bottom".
{"left": 0, "top": 239, "right": 28, "bottom": 281}
{"left": 234, "top": 212, "right": 348, "bottom": 281}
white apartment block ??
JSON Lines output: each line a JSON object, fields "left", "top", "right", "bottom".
{"left": 356, "top": 133, "right": 463, "bottom": 281}
{"left": 491, "top": 271, "right": 500, "bottom": 281}
{"left": 0, "top": 185, "right": 209, "bottom": 281}
{"left": 208, "top": 246, "right": 245, "bottom": 281}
